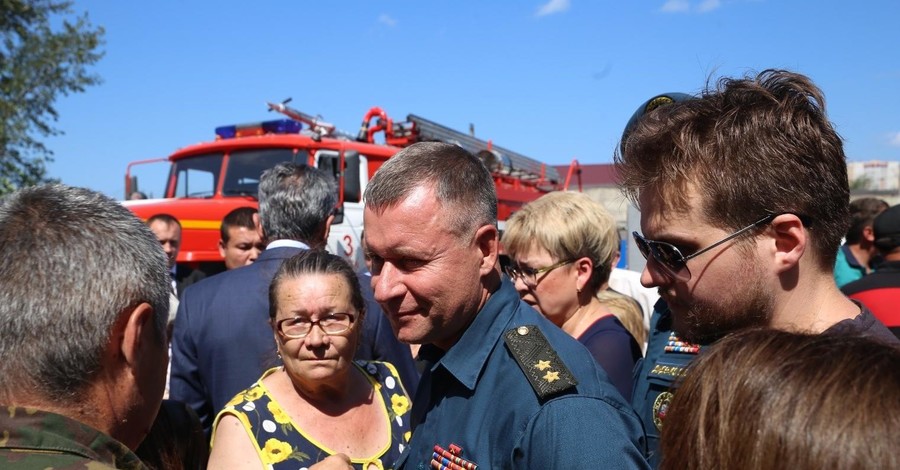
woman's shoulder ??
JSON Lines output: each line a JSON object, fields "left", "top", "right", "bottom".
{"left": 577, "top": 315, "right": 637, "bottom": 349}
{"left": 214, "top": 368, "right": 280, "bottom": 425}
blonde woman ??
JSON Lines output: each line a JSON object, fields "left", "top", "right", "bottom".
{"left": 502, "top": 192, "right": 642, "bottom": 399}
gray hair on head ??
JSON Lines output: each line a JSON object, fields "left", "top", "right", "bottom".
{"left": 258, "top": 163, "right": 337, "bottom": 244}
{"left": 0, "top": 184, "right": 170, "bottom": 402}
{"left": 364, "top": 142, "right": 497, "bottom": 239}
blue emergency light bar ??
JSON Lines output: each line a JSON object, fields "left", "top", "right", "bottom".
{"left": 215, "top": 119, "right": 302, "bottom": 140}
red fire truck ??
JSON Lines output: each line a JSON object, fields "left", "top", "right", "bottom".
{"left": 123, "top": 100, "right": 582, "bottom": 274}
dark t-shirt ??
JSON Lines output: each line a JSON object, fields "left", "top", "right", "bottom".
{"left": 821, "top": 303, "right": 899, "bottom": 345}
{"left": 578, "top": 315, "right": 643, "bottom": 400}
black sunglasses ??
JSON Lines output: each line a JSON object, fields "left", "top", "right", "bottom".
{"left": 632, "top": 212, "right": 807, "bottom": 282}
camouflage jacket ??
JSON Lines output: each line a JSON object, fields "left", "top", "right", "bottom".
{"left": 0, "top": 406, "right": 149, "bottom": 470}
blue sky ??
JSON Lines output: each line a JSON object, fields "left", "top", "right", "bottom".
{"left": 47, "top": 0, "right": 900, "bottom": 199}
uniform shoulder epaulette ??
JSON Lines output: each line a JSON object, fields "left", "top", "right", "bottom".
{"left": 504, "top": 325, "right": 578, "bottom": 400}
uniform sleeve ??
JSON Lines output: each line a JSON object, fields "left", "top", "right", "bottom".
{"left": 514, "top": 395, "right": 650, "bottom": 469}
{"left": 169, "top": 287, "right": 215, "bottom": 434}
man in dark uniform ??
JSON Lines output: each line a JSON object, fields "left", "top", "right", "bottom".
{"left": 616, "top": 71, "right": 899, "bottom": 467}
{"left": 364, "top": 142, "right": 650, "bottom": 468}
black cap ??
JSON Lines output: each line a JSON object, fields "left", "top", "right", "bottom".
{"left": 873, "top": 204, "right": 900, "bottom": 251}
{"left": 620, "top": 92, "right": 694, "bottom": 154}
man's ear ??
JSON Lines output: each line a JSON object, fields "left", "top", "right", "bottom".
{"left": 322, "top": 214, "right": 335, "bottom": 244}
{"left": 253, "top": 212, "right": 265, "bottom": 243}
{"left": 121, "top": 302, "right": 159, "bottom": 367}
{"left": 218, "top": 239, "right": 227, "bottom": 257}
{"left": 770, "top": 214, "right": 807, "bottom": 274}
{"left": 474, "top": 224, "right": 500, "bottom": 276}
{"left": 863, "top": 225, "right": 876, "bottom": 243}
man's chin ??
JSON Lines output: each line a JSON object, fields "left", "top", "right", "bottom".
{"left": 679, "top": 328, "right": 723, "bottom": 345}
{"left": 672, "top": 315, "right": 724, "bottom": 345}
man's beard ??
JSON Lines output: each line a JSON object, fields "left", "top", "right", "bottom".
{"left": 672, "top": 273, "right": 774, "bottom": 345}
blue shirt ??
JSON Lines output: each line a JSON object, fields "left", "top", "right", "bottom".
{"left": 396, "top": 278, "right": 649, "bottom": 469}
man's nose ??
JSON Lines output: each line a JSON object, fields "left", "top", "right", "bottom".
{"left": 372, "top": 262, "right": 406, "bottom": 304}
{"left": 640, "top": 260, "right": 669, "bottom": 288}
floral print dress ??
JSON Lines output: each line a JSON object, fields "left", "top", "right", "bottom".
{"left": 213, "top": 361, "right": 412, "bottom": 470}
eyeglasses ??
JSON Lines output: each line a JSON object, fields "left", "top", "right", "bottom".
{"left": 504, "top": 259, "right": 575, "bottom": 288}
{"left": 274, "top": 312, "right": 356, "bottom": 339}
{"left": 633, "top": 213, "right": 780, "bottom": 282}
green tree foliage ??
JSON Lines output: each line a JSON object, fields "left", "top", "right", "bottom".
{"left": 0, "top": 0, "right": 104, "bottom": 195}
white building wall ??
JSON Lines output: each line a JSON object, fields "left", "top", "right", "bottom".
{"left": 847, "top": 160, "right": 900, "bottom": 191}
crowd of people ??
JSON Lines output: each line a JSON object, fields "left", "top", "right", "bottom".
{"left": 1, "top": 68, "right": 898, "bottom": 470}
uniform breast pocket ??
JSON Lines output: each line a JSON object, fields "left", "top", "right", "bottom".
{"left": 645, "top": 359, "right": 689, "bottom": 435}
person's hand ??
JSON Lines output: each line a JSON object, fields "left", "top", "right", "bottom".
{"left": 308, "top": 454, "right": 353, "bottom": 469}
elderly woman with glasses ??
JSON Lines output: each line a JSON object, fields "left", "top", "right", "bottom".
{"left": 208, "top": 250, "right": 411, "bottom": 470}
{"left": 502, "top": 192, "right": 642, "bottom": 399}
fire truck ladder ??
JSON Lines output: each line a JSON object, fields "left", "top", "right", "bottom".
{"left": 406, "top": 114, "right": 561, "bottom": 185}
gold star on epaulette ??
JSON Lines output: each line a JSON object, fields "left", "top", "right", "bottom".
{"left": 505, "top": 325, "right": 578, "bottom": 399}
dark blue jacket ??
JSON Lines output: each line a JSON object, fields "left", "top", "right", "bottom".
{"left": 630, "top": 302, "right": 693, "bottom": 468}
{"left": 396, "top": 278, "right": 649, "bottom": 469}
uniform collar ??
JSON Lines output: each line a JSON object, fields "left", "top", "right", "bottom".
{"left": 426, "top": 277, "right": 518, "bottom": 391}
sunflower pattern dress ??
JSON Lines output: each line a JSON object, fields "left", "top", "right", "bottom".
{"left": 213, "top": 361, "right": 412, "bottom": 470}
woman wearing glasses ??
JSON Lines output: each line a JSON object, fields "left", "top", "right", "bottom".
{"left": 502, "top": 192, "right": 642, "bottom": 399}
{"left": 208, "top": 250, "right": 411, "bottom": 470}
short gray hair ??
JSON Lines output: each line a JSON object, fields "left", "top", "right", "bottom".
{"left": 0, "top": 184, "right": 170, "bottom": 402}
{"left": 258, "top": 163, "right": 337, "bottom": 243}
{"left": 364, "top": 142, "right": 497, "bottom": 238}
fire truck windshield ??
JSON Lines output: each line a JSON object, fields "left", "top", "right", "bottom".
{"left": 171, "top": 152, "right": 223, "bottom": 198}
{"left": 171, "top": 148, "right": 307, "bottom": 198}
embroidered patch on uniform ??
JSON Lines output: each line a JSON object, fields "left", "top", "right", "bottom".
{"left": 664, "top": 332, "right": 701, "bottom": 354}
{"left": 504, "top": 325, "right": 578, "bottom": 400}
{"left": 649, "top": 363, "right": 687, "bottom": 379}
{"left": 653, "top": 391, "right": 673, "bottom": 431}
{"left": 432, "top": 443, "right": 478, "bottom": 470}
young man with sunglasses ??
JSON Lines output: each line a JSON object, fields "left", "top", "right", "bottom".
{"left": 615, "top": 72, "right": 899, "bottom": 467}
